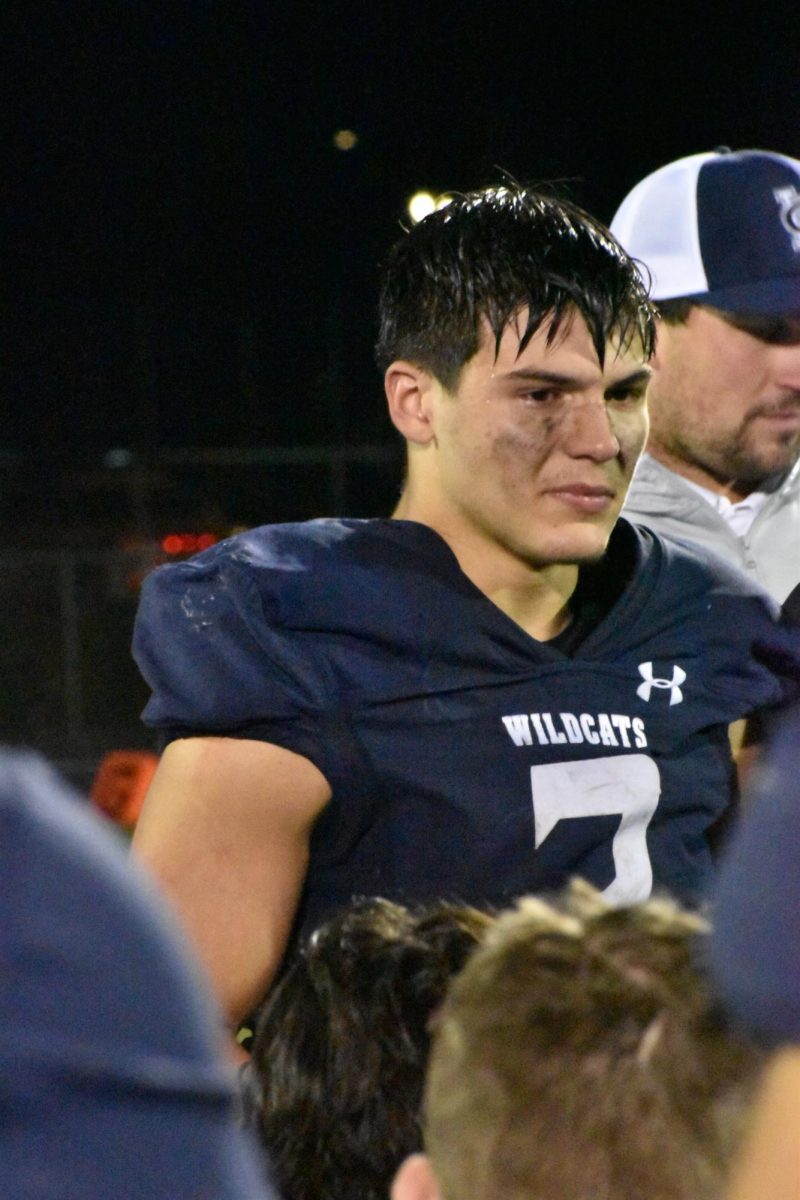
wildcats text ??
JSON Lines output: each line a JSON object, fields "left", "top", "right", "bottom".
{"left": 502, "top": 711, "right": 647, "bottom": 749}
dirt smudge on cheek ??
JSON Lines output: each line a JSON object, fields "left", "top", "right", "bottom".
{"left": 486, "top": 425, "right": 550, "bottom": 506}
{"left": 490, "top": 414, "right": 553, "bottom": 469}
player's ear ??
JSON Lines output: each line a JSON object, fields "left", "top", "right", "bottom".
{"left": 391, "top": 1154, "right": 442, "bottom": 1200}
{"left": 385, "top": 361, "right": 437, "bottom": 445}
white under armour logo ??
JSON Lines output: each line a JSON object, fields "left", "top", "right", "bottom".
{"left": 636, "top": 661, "right": 686, "bottom": 705}
{"left": 774, "top": 186, "right": 800, "bottom": 251}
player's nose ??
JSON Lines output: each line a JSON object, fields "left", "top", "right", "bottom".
{"left": 562, "top": 397, "right": 621, "bottom": 461}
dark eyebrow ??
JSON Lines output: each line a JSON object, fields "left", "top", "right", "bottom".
{"left": 605, "top": 368, "right": 653, "bottom": 390}
{"left": 504, "top": 369, "right": 583, "bottom": 386}
{"left": 504, "top": 367, "right": 652, "bottom": 388}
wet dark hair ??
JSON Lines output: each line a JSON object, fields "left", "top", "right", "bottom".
{"left": 250, "top": 897, "right": 492, "bottom": 1200}
{"left": 375, "top": 185, "right": 657, "bottom": 389}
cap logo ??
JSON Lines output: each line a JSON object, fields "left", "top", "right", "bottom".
{"left": 773, "top": 186, "right": 800, "bottom": 251}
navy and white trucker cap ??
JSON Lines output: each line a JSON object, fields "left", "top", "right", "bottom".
{"left": 610, "top": 149, "right": 800, "bottom": 314}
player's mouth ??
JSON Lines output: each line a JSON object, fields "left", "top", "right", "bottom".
{"left": 544, "top": 483, "right": 616, "bottom": 513}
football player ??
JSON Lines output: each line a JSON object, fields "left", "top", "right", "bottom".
{"left": 132, "top": 186, "right": 800, "bottom": 1029}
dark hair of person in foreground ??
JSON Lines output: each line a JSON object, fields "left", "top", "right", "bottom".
{"left": 249, "top": 896, "right": 493, "bottom": 1200}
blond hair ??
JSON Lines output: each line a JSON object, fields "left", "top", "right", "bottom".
{"left": 425, "top": 881, "right": 762, "bottom": 1200}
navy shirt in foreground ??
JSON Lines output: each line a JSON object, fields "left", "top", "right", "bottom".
{"left": 0, "top": 750, "right": 274, "bottom": 1200}
{"left": 710, "top": 703, "right": 800, "bottom": 1044}
{"left": 134, "top": 517, "right": 800, "bottom": 938}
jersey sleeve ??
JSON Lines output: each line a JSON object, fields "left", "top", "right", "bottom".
{"left": 132, "top": 538, "right": 333, "bottom": 776}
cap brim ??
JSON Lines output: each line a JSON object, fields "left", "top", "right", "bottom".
{"left": 678, "top": 275, "right": 800, "bottom": 316}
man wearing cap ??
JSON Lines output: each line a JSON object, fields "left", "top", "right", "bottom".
{"left": 611, "top": 149, "right": 800, "bottom": 603}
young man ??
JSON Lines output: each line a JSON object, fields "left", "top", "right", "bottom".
{"left": 131, "top": 186, "right": 799, "bottom": 1028}
{"left": 611, "top": 148, "right": 800, "bottom": 603}
{"left": 392, "top": 882, "right": 763, "bottom": 1200}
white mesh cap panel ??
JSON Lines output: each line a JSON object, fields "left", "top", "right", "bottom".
{"left": 610, "top": 152, "right": 716, "bottom": 300}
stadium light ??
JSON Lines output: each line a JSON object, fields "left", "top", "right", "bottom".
{"left": 333, "top": 129, "right": 358, "bottom": 151}
{"left": 407, "top": 190, "right": 452, "bottom": 224}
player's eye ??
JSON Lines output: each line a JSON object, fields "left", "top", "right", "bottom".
{"left": 606, "top": 385, "right": 648, "bottom": 404}
{"left": 521, "top": 388, "right": 561, "bottom": 405}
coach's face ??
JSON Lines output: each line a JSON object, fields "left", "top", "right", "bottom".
{"left": 647, "top": 307, "right": 800, "bottom": 497}
{"left": 391, "top": 308, "right": 651, "bottom": 572}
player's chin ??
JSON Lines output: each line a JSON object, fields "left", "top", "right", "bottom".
{"left": 538, "top": 523, "right": 615, "bottom": 566}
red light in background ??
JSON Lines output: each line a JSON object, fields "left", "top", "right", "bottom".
{"left": 160, "top": 533, "right": 218, "bottom": 556}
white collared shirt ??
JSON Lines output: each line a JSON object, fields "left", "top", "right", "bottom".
{"left": 681, "top": 478, "right": 772, "bottom": 537}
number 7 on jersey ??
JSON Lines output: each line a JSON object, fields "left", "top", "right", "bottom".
{"left": 531, "top": 754, "right": 661, "bottom": 903}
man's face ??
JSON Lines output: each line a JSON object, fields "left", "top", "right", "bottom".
{"left": 421, "top": 309, "right": 651, "bottom": 570}
{"left": 647, "top": 307, "right": 800, "bottom": 493}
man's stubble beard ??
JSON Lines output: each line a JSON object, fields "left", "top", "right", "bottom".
{"left": 679, "top": 416, "right": 800, "bottom": 490}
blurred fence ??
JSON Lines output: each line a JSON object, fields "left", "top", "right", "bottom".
{"left": 0, "top": 547, "right": 153, "bottom": 791}
{"left": 1, "top": 444, "right": 404, "bottom": 789}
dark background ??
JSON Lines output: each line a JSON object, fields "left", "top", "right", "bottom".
{"left": 3, "top": 0, "right": 800, "bottom": 775}
{"left": 6, "top": 1, "right": 800, "bottom": 471}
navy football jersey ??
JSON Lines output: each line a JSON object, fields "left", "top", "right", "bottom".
{"left": 134, "top": 517, "right": 800, "bottom": 938}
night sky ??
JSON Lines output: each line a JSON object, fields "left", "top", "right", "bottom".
{"left": 6, "top": 1, "right": 800, "bottom": 458}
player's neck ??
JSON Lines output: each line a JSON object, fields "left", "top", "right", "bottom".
{"left": 392, "top": 493, "right": 577, "bottom": 640}
{"left": 487, "top": 574, "right": 577, "bottom": 640}
{"left": 646, "top": 442, "right": 756, "bottom": 503}
{"left": 460, "top": 540, "right": 577, "bottom": 639}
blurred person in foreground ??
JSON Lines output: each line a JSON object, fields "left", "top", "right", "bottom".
{"left": 612, "top": 149, "right": 800, "bottom": 603}
{"left": 247, "top": 897, "right": 492, "bottom": 1200}
{"left": 131, "top": 183, "right": 800, "bottom": 1034}
{"left": 709, "top": 703, "right": 800, "bottom": 1200}
{"left": 393, "top": 881, "right": 764, "bottom": 1200}
{"left": 0, "top": 749, "right": 275, "bottom": 1200}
